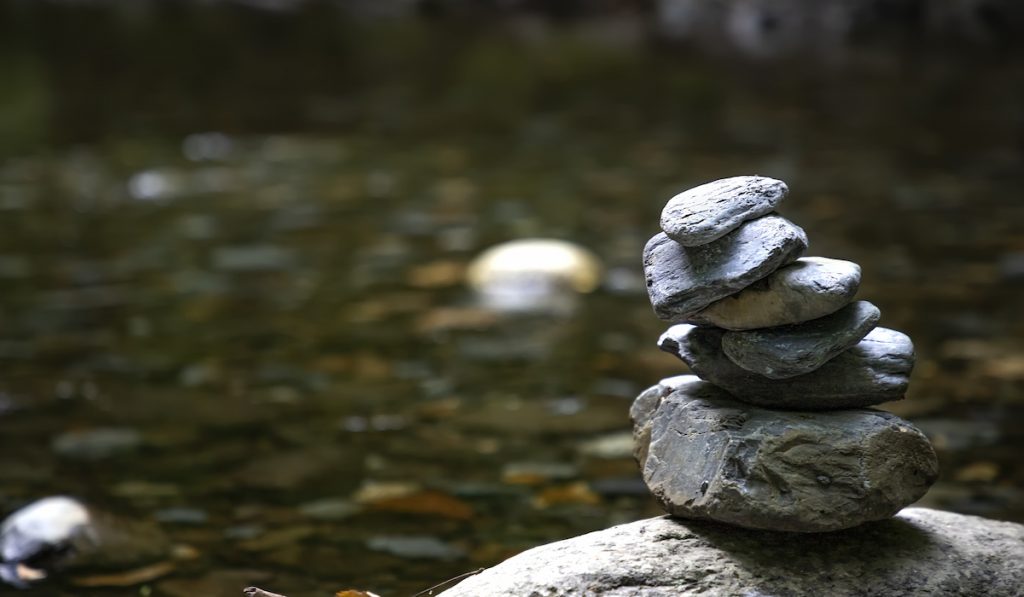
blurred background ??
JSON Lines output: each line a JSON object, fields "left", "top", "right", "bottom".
{"left": 1, "top": 1, "right": 1023, "bottom": 595}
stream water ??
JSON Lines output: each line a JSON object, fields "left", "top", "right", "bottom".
{"left": 1, "top": 6, "right": 1023, "bottom": 596}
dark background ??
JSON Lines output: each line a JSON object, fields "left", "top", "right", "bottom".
{"left": 1, "top": 1, "right": 1023, "bottom": 595}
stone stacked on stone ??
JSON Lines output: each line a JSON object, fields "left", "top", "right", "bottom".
{"left": 634, "top": 175, "right": 938, "bottom": 532}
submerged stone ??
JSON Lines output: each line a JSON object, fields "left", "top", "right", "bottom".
{"left": 660, "top": 176, "right": 788, "bottom": 246}
{"left": 440, "top": 509, "right": 1024, "bottom": 596}
{"left": 643, "top": 214, "right": 807, "bottom": 321}
{"left": 721, "top": 300, "right": 881, "bottom": 378}
{"left": 659, "top": 325, "right": 914, "bottom": 410}
{"left": 631, "top": 376, "right": 937, "bottom": 532}
{"left": 690, "top": 256, "right": 861, "bottom": 330}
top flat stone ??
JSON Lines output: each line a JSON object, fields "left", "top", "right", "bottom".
{"left": 661, "top": 176, "right": 788, "bottom": 246}
{"left": 689, "top": 256, "right": 861, "bottom": 330}
{"left": 644, "top": 214, "right": 808, "bottom": 322}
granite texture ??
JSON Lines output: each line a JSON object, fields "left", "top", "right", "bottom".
{"left": 440, "top": 509, "right": 1024, "bottom": 596}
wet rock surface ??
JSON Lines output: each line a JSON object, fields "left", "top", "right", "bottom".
{"left": 721, "top": 300, "right": 881, "bottom": 378}
{"left": 660, "top": 325, "right": 914, "bottom": 410}
{"left": 660, "top": 175, "right": 788, "bottom": 246}
{"left": 689, "top": 256, "right": 862, "bottom": 330}
{"left": 439, "top": 509, "right": 1024, "bottom": 597}
{"left": 632, "top": 376, "right": 938, "bottom": 532}
{"left": 643, "top": 215, "right": 808, "bottom": 321}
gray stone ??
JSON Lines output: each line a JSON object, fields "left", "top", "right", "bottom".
{"left": 644, "top": 214, "right": 807, "bottom": 321}
{"left": 659, "top": 325, "right": 914, "bottom": 409}
{"left": 721, "top": 300, "right": 881, "bottom": 379}
{"left": 660, "top": 176, "right": 788, "bottom": 246}
{"left": 632, "top": 376, "right": 937, "bottom": 532}
{"left": 1, "top": 497, "right": 172, "bottom": 588}
{"left": 439, "top": 508, "right": 1024, "bottom": 597}
{"left": 690, "top": 256, "right": 861, "bottom": 330}
{"left": 628, "top": 375, "right": 691, "bottom": 467}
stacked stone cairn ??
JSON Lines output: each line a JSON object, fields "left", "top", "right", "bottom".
{"left": 632, "top": 176, "right": 939, "bottom": 533}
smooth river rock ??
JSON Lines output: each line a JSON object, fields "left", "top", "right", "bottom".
{"left": 632, "top": 376, "right": 937, "bottom": 532}
{"left": 721, "top": 300, "right": 881, "bottom": 379}
{"left": 659, "top": 325, "right": 914, "bottom": 409}
{"left": 439, "top": 509, "right": 1024, "bottom": 596}
{"left": 644, "top": 214, "right": 807, "bottom": 321}
{"left": 660, "top": 176, "right": 788, "bottom": 246}
{"left": 690, "top": 256, "right": 861, "bottom": 330}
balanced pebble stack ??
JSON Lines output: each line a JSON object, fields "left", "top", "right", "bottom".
{"left": 633, "top": 176, "right": 938, "bottom": 533}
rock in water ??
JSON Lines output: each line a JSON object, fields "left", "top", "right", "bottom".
{"left": 0, "top": 496, "right": 172, "bottom": 588}
{"left": 643, "top": 215, "right": 808, "bottom": 321}
{"left": 438, "top": 509, "right": 1024, "bottom": 596}
{"left": 690, "top": 256, "right": 861, "bottom": 330}
{"left": 659, "top": 325, "right": 913, "bottom": 409}
{"left": 631, "top": 376, "right": 937, "bottom": 532}
{"left": 721, "top": 300, "right": 881, "bottom": 379}
{"left": 466, "top": 238, "right": 603, "bottom": 313}
{"left": 660, "top": 176, "right": 788, "bottom": 246}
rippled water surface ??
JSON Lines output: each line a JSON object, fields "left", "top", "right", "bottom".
{"left": 1, "top": 7, "right": 1023, "bottom": 596}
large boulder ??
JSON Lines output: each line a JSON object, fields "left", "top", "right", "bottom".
{"left": 633, "top": 376, "right": 937, "bottom": 532}
{"left": 440, "top": 509, "right": 1024, "bottom": 596}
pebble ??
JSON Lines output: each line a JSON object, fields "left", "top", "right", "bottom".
{"left": 721, "top": 300, "right": 881, "bottom": 378}
{"left": 659, "top": 325, "right": 914, "bottom": 410}
{"left": 632, "top": 376, "right": 938, "bottom": 532}
{"left": 660, "top": 176, "right": 788, "bottom": 246}
{"left": 365, "top": 535, "right": 465, "bottom": 560}
{"left": 644, "top": 214, "right": 808, "bottom": 321}
{"left": 689, "top": 256, "right": 861, "bottom": 330}
{"left": 51, "top": 428, "right": 143, "bottom": 461}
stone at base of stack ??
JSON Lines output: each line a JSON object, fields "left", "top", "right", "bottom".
{"left": 636, "top": 175, "right": 938, "bottom": 533}
{"left": 631, "top": 376, "right": 937, "bottom": 532}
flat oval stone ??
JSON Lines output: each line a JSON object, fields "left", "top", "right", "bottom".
{"left": 632, "top": 376, "right": 938, "bottom": 532}
{"left": 721, "top": 300, "right": 881, "bottom": 379}
{"left": 689, "top": 257, "right": 861, "bottom": 330}
{"left": 658, "top": 325, "right": 914, "bottom": 410}
{"left": 660, "top": 176, "right": 788, "bottom": 246}
{"left": 644, "top": 214, "right": 808, "bottom": 322}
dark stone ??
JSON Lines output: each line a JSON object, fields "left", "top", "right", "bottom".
{"left": 644, "top": 214, "right": 808, "bottom": 322}
{"left": 658, "top": 325, "right": 914, "bottom": 410}
{"left": 660, "top": 175, "right": 788, "bottom": 246}
{"left": 721, "top": 300, "right": 881, "bottom": 378}
{"left": 689, "top": 256, "right": 861, "bottom": 330}
{"left": 631, "top": 376, "right": 937, "bottom": 532}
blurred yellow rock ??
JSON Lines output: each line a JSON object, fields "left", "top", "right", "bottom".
{"left": 467, "top": 239, "right": 602, "bottom": 313}
{"left": 954, "top": 461, "right": 1000, "bottom": 483}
